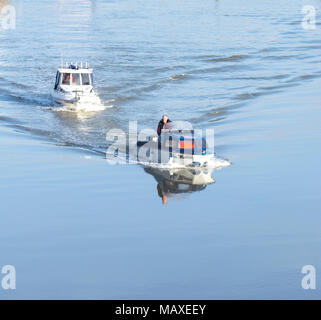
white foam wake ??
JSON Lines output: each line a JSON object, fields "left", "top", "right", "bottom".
{"left": 140, "top": 156, "right": 231, "bottom": 170}
{"left": 105, "top": 151, "right": 231, "bottom": 170}
{"left": 44, "top": 98, "right": 114, "bottom": 113}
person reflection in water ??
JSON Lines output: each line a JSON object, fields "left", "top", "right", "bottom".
{"left": 157, "top": 184, "right": 169, "bottom": 205}
{"left": 157, "top": 114, "right": 171, "bottom": 136}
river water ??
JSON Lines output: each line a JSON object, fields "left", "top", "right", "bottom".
{"left": 0, "top": 0, "right": 320, "bottom": 299}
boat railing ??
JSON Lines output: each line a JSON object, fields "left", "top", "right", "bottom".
{"left": 60, "top": 61, "right": 90, "bottom": 69}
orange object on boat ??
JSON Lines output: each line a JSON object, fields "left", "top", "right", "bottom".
{"left": 180, "top": 140, "right": 194, "bottom": 149}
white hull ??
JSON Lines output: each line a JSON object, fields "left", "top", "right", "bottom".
{"left": 166, "top": 153, "right": 214, "bottom": 167}
{"left": 51, "top": 89, "right": 102, "bottom": 111}
{"left": 137, "top": 139, "right": 214, "bottom": 167}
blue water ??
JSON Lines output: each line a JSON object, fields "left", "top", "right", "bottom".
{"left": 0, "top": 0, "right": 320, "bottom": 299}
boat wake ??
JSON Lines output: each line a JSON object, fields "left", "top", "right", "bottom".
{"left": 138, "top": 155, "right": 231, "bottom": 170}
{"left": 106, "top": 148, "right": 231, "bottom": 170}
{"left": 43, "top": 100, "right": 114, "bottom": 113}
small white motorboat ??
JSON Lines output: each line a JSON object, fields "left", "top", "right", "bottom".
{"left": 51, "top": 62, "right": 102, "bottom": 110}
{"left": 137, "top": 121, "right": 215, "bottom": 167}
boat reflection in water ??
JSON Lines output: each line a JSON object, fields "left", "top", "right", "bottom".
{"left": 144, "top": 166, "right": 215, "bottom": 204}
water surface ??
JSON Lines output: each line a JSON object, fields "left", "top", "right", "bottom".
{"left": 0, "top": 0, "right": 320, "bottom": 299}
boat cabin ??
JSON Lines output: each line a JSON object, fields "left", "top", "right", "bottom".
{"left": 54, "top": 63, "right": 93, "bottom": 89}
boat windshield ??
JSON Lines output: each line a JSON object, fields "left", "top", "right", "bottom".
{"left": 71, "top": 73, "right": 80, "bottom": 85}
{"left": 62, "top": 73, "right": 71, "bottom": 85}
{"left": 60, "top": 72, "right": 92, "bottom": 86}
{"left": 81, "top": 73, "right": 91, "bottom": 85}
{"left": 164, "top": 121, "right": 194, "bottom": 132}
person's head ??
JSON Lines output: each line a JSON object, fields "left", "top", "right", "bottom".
{"left": 162, "top": 114, "right": 168, "bottom": 123}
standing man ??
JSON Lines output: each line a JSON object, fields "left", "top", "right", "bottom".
{"left": 157, "top": 114, "right": 171, "bottom": 136}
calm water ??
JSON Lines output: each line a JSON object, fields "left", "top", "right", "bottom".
{"left": 0, "top": 0, "right": 321, "bottom": 299}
